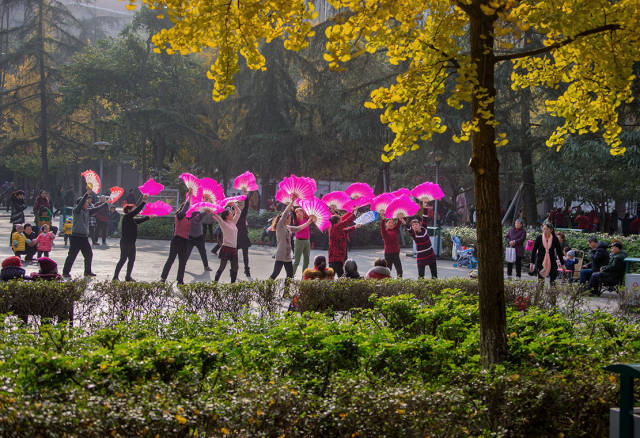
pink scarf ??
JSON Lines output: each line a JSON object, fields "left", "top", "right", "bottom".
{"left": 539, "top": 233, "right": 553, "bottom": 278}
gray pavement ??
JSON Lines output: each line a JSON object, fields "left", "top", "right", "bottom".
{"left": 0, "top": 214, "right": 621, "bottom": 312}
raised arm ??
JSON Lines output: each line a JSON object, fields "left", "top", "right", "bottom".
{"left": 74, "top": 191, "right": 90, "bottom": 214}
{"left": 125, "top": 196, "right": 148, "bottom": 218}
{"left": 288, "top": 215, "right": 314, "bottom": 233}
{"left": 176, "top": 199, "right": 191, "bottom": 220}
{"left": 230, "top": 203, "right": 242, "bottom": 224}
{"left": 276, "top": 201, "right": 296, "bottom": 229}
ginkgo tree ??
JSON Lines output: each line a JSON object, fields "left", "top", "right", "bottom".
{"left": 128, "top": 0, "right": 640, "bottom": 364}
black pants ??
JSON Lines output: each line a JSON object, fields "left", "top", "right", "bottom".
{"left": 37, "top": 251, "right": 50, "bottom": 258}
{"left": 215, "top": 247, "right": 238, "bottom": 283}
{"left": 161, "top": 236, "right": 189, "bottom": 284}
{"left": 240, "top": 247, "right": 250, "bottom": 276}
{"left": 507, "top": 256, "right": 522, "bottom": 277}
{"left": 63, "top": 235, "right": 93, "bottom": 275}
{"left": 270, "top": 261, "right": 293, "bottom": 279}
{"left": 89, "top": 225, "right": 97, "bottom": 244}
{"left": 114, "top": 240, "right": 136, "bottom": 280}
{"left": 96, "top": 221, "right": 108, "bottom": 244}
{"left": 418, "top": 261, "right": 438, "bottom": 279}
{"left": 329, "top": 261, "right": 344, "bottom": 278}
{"left": 187, "top": 235, "right": 209, "bottom": 268}
{"left": 384, "top": 252, "right": 403, "bottom": 278}
{"left": 25, "top": 244, "right": 37, "bottom": 261}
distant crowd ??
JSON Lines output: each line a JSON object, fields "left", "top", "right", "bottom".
{"left": 544, "top": 206, "right": 639, "bottom": 235}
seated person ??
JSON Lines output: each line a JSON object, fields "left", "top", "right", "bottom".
{"left": 30, "top": 257, "right": 62, "bottom": 281}
{"left": 579, "top": 236, "right": 609, "bottom": 284}
{"left": 0, "top": 256, "right": 27, "bottom": 281}
{"left": 341, "top": 259, "right": 361, "bottom": 279}
{"left": 366, "top": 258, "right": 392, "bottom": 280}
{"left": 562, "top": 249, "right": 578, "bottom": 281}
{"left": 588, "top": 242, "right": 627, "bottom": 295}
{"left": 302, "top": 255, "right": 335, "bottom": 280}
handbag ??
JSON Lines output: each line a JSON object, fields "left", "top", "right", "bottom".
{"left": 525, "top": 239, "right": 534, "bottom": 252}
{"left": 505, "top": 247, "right": 516, "bottom": 263}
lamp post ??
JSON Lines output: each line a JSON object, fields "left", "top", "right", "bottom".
{"left": 94, "top": 141, "right": 110, "bottom": 194}
{"left": 433, "top": 152, "right": 443, "bottom": 229}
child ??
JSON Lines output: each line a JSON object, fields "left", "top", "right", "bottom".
{"left": 63, "top": 217, "right": 73, "bottom": 246}
{"left": 11, "top": 224, "right": 26, "bottom": 258}
{"left": 401, "top": 200, "right": 437, "bottom": 279}
{"left": 36, "top": 206, "right": 53, "bottom": 232}
{"left": 34, "top": 224, "right": 56, "bottom": 258}
{"left": 563, "top": 249, "right": 578, "bottom": 281}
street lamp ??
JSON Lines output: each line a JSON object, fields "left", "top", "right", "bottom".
{"left": 94, "top": 141, "right": 110, "bottom": 193}
{"left": 433, "top": 152, "right": 443, "bottom": 229}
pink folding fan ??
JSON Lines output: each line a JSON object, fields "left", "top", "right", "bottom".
{"left": 345, "top": 182, "right": 374, "bottom": 200}
{"left": 370, "top": 193, "right": 395, "bottom": 214}
{"left": 140, "top": 200, "right": 173, "bottom": 217}
{"left": 108, "top": 186, "right": 125, "bottom": 204}
{"left": 321, "top": 191, "right": 351, "bottom": 211}
{"left": 299, "top": 197, "right": 331, "bottom": 231}
{"left": 385, "top": 195, "right": 420, "bottom": 219}
{"left": 233, "top": 171, "right": 259, "bottom": 192}
{"left": 411, "top": 181, "right": 444, "bottom": 202}
{"left": 81, "top": 170, "right": 101, "bottom": 194}
{"left": 138, "top": 178, "right": 164, "bottom": 196}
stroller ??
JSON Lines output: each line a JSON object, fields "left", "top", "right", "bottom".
{"left": 452, "top": 235, "right": 478, "bottom": 269}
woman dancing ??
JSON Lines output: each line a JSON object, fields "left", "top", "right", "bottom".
{"left": 270, "top": 198, "right": 314, "bottom": 279}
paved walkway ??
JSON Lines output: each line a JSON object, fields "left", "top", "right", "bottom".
{"left": 0, "top": 214, "right": 621, "bottom": 311}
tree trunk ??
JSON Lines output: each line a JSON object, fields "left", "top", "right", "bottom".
{"left": 469, "top": 6, "right": 507, "bottom": 365}
{"left": 37, "top": 0, "right": 49, "bottom": 187}
{"left": 518, "top": 87, "right": 538, "bottom": 226}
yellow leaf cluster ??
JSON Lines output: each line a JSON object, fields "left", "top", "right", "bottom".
{"left": 146, "top": 0, "right": 639, "bottom": 158}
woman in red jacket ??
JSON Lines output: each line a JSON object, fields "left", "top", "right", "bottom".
{"left": 328, "top": 210, "right": 356, "bottom": 277}
{"left": 380, "top": 218, "right": 402, "bottom": 278}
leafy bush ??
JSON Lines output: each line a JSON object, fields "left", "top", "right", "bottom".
{"left": 0, "top": 292, "right": 635, "bottom": 436}
{"left": 0, "top": 279, "right": 85, "bottom": 323}
{"left": 137, "top": 216, "right": 175, "bottom": 240}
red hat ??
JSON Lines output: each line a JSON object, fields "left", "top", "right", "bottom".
{"left": 2, "top": 256, "right": 22, "bottom": 268}
{"left": 37, "top": 257, "right": 58, "bottom": 275}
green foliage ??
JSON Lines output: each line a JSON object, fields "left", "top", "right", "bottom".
{"left": 137, "top": 216, "right": 175, "bottom": 240}
{"left": 0, "top": 290, "right": 636, "bottom": 436}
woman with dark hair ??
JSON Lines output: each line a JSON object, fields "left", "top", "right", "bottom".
{"left": 113, "top": 196, "right": 149, "bottom": 282}
{"left": 270, "top": 198, "right": 314, "bottom": 279}
{"left": 9, "top": 190, "right": 26, "bottom": 225}
{"left": 212, "top": 203, "right": 242, "bottom": 283}
{"left": 160, "top": 194, "right": 192, "bottom": 284}
{"left": 530, "top": 221, "right": 564, "bottom": 284}
{"left": 328, "top": 210, "right": 357, "bottom": 277}
{"left": 302, "top": 255, "right": 335, "bottom": 280}
{"left": 400, "top": 200, "right": 437, "bottom": 279}
{"left": 342, "top": 259, "right": 361, "bottom": 279}
{"left": 236, "top": 189, "right": 252, "bottom": 280}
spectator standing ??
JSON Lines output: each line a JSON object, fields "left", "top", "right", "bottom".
{"left": 505, "top": 218, "right": 526, "bottom": 278}
{"left": 530, "top": 222, "right": 564, "bottom": 284}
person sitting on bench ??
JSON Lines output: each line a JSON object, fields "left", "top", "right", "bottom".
{"left": 588, "top": 242, "right": 627, "bottom": 296}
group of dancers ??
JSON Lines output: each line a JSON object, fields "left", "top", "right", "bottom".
{"left": 57, "top": 185, "right": 438, "bottom": 283}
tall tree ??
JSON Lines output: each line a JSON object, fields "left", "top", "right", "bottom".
{"left": 138, "top": 0, "right": 639, "bottom": 364}
{"left": 0, "top": 0, "right": 84, "bottom": 186}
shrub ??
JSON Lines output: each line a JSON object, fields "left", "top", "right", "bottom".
{"left": 0, "top": 292, "right": 635, "bottom": 437}
{"left": 137, "top": 216, "right": 175, "bottom": 240}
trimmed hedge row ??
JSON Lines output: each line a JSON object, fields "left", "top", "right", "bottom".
{"left": 3, "top": 278, "right": 580, "bottom": 328}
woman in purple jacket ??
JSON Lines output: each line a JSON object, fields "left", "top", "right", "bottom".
{"left": 505, "top": 218, "right": 526, "bottom": 278}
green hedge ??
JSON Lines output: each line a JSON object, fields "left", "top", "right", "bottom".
{"left": 0, "top": 280, "right": 84, "bottom": 323}
{"left": 0, "top": 291, "right": 635, "bottom": 436}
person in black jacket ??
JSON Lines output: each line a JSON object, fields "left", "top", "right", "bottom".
{"left": 530, "top": 222, "right": 564, "bottom": 284}
{"left": 113, "top": 196, "right": 149, "bottom": 281}
{"left": 579, "top": 236, "right": 610, "bottom": 284}
{"left": 588, "top": 242, "right": 628, "bottom": 295}
{"left": 236, "top": 189, "right": 252, "bottom": 280}
{"left": 9, "top": 190, "right": 26, "bottom": 224}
